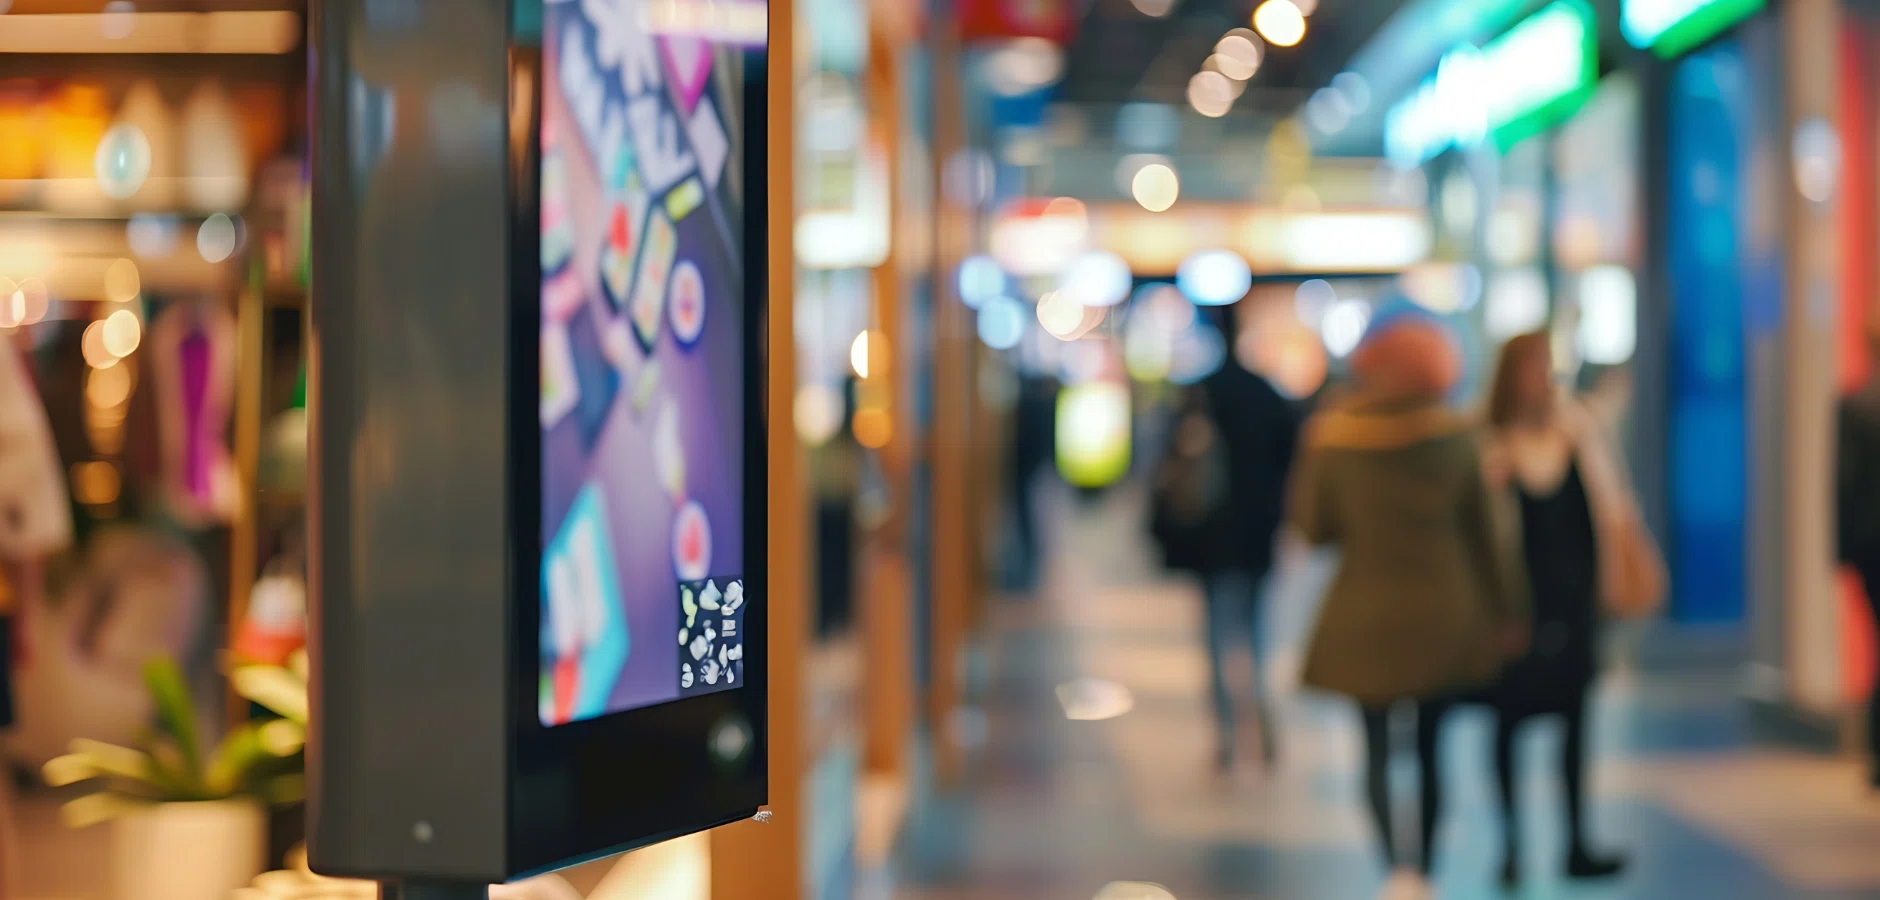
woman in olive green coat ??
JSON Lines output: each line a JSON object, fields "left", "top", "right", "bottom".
{"left": 1290, "top": 305, "right": 1526, "bottom": 900}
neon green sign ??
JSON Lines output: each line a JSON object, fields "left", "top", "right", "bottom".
{"left": 1623, "top": 0, "right": 1765, "bottom": 58}
{"left": 1384, "top": 0, "right": 1596, "bottom": 165}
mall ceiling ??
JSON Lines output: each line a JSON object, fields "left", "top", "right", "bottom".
{"left": 1054, "top": 0, "right": 1408, "bottom": 116}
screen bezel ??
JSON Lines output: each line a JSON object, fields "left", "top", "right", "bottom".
{"left": 505, "top": 20, "right": 770, "bottom": 876}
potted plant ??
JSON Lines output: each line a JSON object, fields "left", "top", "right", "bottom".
{"left": 41, "top": 655, "right": 305, "bottom": 900}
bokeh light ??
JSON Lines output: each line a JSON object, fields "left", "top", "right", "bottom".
{"left": 852, "top": 406, "right": 892, "bottom": 449}
{"left": 1167, "top": 323, "right": 1226, "bottom": 384}
{"left": 977, "top": 295, "right": 1027, "bottom": 350}
{"left": 0, "top": 280, "right": 21, "bottom": 330}
{"left": 1129, "top": 0, "right": 1175, "bottom": 16}
{"left": 94, "top": 123, "right": 151, "bottom": 200}
{"left": 1130, "top": 163, "right": 1180, "bottom": 212}
{"left": 986, "top": 38, "right": 1064, "bottom": 97}
{"left": 1058, "top": 251, "right": 1133, "bottom": 308}
{"left": 0, "top": 278, "right": 50, "bottom": 328}
{"left": 82, "top": 321, "right": 117, "bottom": 369}
{"left": 1175, "top": 250, "right": 1251, "bottom": 307}
{"left": 102, "top": 309, "right": 142, "bottom": 357}
{"left": 1036, "top": 291, "right": 1085, "bottom": 339}
{"left": 1187, "top": 71, "right": 1234, "bottom": 118}
{"left": 1321, "top": 299, "right": 1370, "bottom": 358}
{"left": 127, "top": 213, "right": 181, "bottom": 258}
{"left": 198, "top": 213, "right": 238, "bottom": 263}
{"left": 794, "top": 383, "right": 845, "bottom": 447}
{"left": 958, "top": 255, "right": 1006, "bottom": 309}
{"left": 1293, "top": 278, "right": 1336, "bottom": 327}
{"left": 1055, "top": 383, "right": 1132, "bottom": 488}
{"left": 104, "top": 258, "right": 140, "bottom": 303}
{"left": 1215, "top": 32, "right": 1263, "bottom": 80}
{"left": 1253, "top": 0, "right": 1306, "bottom": 48}
{"left": 1332, "top": 72, "right": 1372, "bottom": 114}
{"left": 1578, "top": 265, "right": 1638, "bottom": 365}
{"left": 87, "top": 362, "right": 135, "bottom": 410}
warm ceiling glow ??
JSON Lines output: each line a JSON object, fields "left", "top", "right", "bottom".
{"left": 0, "top": 11, "right": 302, "bottom": 55}
{"left": 1130, "top": 163, "right": 1180, "bottom": 212}
{"left": 1253, "top": 0, "right": 1307, "bottom": 47}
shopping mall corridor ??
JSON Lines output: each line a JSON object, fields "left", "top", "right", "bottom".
{"left": 890, "top": 482, "right": 1880, "bottom": 900}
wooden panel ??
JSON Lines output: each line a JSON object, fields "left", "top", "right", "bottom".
{"left": 709, "top": 0, "right": 807, "bottom": 893}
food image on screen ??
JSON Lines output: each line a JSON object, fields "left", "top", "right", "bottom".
{"left": 540, "top": 0, "right": 749, "bottom": 726}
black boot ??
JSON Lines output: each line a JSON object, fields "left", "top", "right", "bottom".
{"left": 1565, "top": 848, "right": 1627, "bottom": 880}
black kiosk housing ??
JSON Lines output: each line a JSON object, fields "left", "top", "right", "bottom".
{"left": 306, "top": 0, "right": 769, "bottom": 888}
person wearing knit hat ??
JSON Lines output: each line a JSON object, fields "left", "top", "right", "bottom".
{"left": 1290, "top": 305, "right": 1528, "bottom": 900}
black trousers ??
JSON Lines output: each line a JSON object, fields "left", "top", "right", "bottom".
{"left": 1862, "top": 562, "right": 1880, "bottom": 784}
{"left": 1360, "top": 698, "right": 1454, "bottom": 875}
{"left": 1493, "top": 687, "right": 1596, "bottom": 862}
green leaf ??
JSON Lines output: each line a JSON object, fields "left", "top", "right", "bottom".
{"left": 146, "top": 736, "right": 207, "bottom": 799}
{"left": 258, "top": 718, "right": 306, "bottom": 757}
{"left": 143, "top": 657, "right": 201, "bottom": 775}
{"left": 59, "top": 793, "right": 153, "bottom": 829}
{"left": 230, "top": 665, "right": 308, "bottom": 725}
{"left": 205, "top": 725, "right": 271, "bottom": 798}
{"left": 50, "top": 740, "right": 156, "bottom": 786}
{"left": 264, "top": 772, "right": 306, "bottom": 806}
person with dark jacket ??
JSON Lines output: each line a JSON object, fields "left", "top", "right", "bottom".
{"left": 1151, "top": 309, "right": 1299, "bottom": 771}
{"left": 1290, "top": 305, "right": 1527, "bottom": 900}
{"left": 1838, "top": 367, "right": 1880, "bottom": 788}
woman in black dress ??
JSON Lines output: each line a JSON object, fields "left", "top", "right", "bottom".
{"left": 1483, "top": 333, "right": 1638, "bottom": 889}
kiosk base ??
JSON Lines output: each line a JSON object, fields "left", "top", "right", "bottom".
{"left": 382, "top": 881, "right": 489, "bottom": 900}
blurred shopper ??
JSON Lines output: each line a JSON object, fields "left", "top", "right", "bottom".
{"left": 1483, "top": 333, "right": 1658, "bottom": 887}
{"left": 1007, "top": 374, "right": 1058, "bottom": 591}
{"left": 1290, "top": 305, "right": 1526, "bottom": 900}
{"left": 1837, "top": 363, "right": 1880, "bottom": 788}
{"left": 1149, "top": 318, "right": 1299, "bottom": 771}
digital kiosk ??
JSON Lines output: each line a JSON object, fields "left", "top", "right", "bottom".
{"left": 306, "top": 0, "right": 769, "bottom": 894}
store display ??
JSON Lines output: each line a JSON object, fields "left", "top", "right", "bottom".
{"left": 181, "top": 80, "right": 251, "bottom": 212}
{"left": 107, "top": 80, "right": 175, "bottom": 207}
{"left": 149, "top": 300, "right": 239, "bottom": 527}
{"left": 539, "top": 0, "right": 750, "bottom": 724}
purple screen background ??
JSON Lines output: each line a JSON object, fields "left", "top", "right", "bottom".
{"left": 539, "top": 0, "right": 747, "bottom": 724}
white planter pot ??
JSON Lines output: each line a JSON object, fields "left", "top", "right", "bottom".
{"left": 112, "top": 799, "right": 266, "bottom": 900}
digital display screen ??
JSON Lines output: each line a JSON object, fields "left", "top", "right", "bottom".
{"left": 539, "top": 0, "right": 749, "bottom": 726}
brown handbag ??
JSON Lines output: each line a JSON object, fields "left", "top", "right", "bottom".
{"left": 1604, "top": 510, "right": 1667, "bottom": 619}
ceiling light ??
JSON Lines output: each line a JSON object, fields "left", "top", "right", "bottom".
{"left": 1253, "top": 0, "right": 1307, "bottom": 48}
{"left": 1130, "top": 162, "right": 1180, "bottom": 212}
{"left": 1187, "top": 71, "right": 1233, "bottom": 118}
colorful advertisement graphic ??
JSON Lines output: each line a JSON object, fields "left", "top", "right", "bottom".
{"left": 540, "top": 0, "right": 749, "bottom": 725}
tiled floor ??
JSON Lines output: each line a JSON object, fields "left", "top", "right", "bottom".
{"left": 894, "top": 482, "right": 1880, "bottom": 900}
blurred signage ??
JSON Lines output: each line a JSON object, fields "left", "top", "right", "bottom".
{"left": 959, "top": 0, "right": 1075, "bottom": 44}
{"left": 1385, "top": 0, "right": 1595, "bottom": 166}
{"left": 1623, "top": 0, "right": 1765, "bottom": 58}
{"left": 1083, "top": 204, "right": 1431, "bottom": 275}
